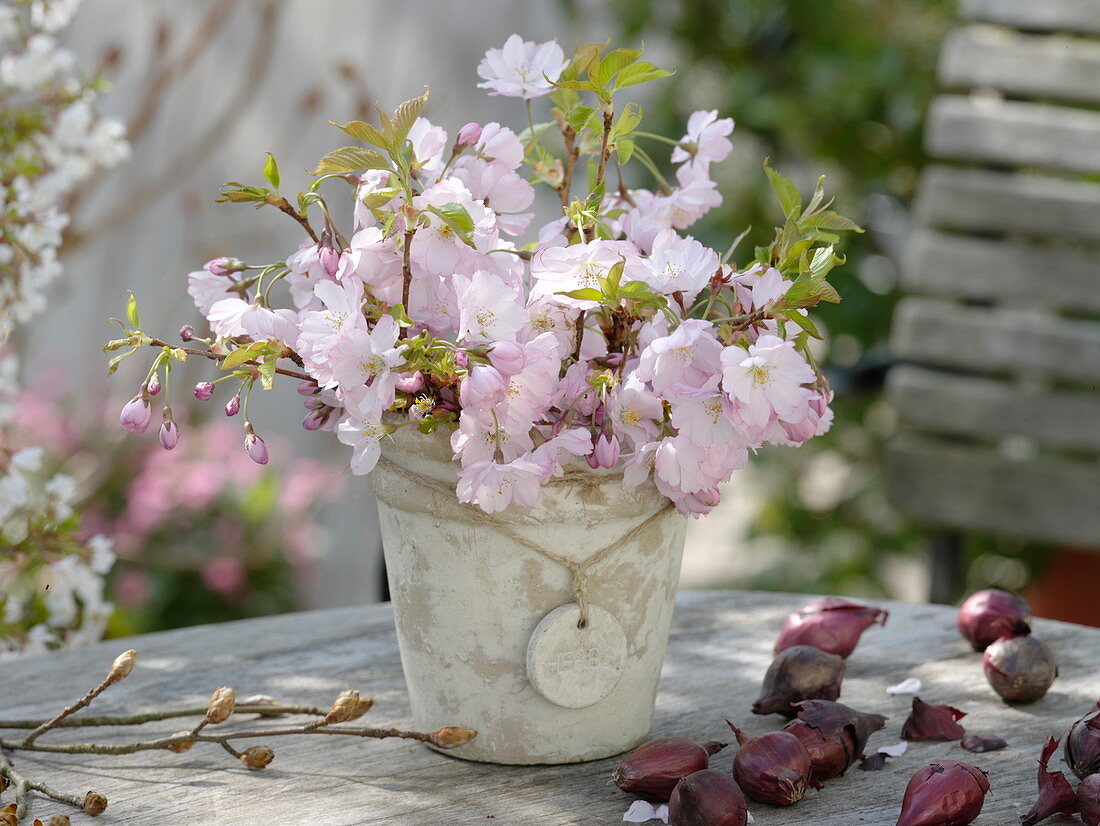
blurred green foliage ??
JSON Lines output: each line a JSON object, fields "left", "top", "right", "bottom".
{"left": 563, "top": 0, "right": 1044, "bottom": 598}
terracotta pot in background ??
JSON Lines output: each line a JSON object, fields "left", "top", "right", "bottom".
{"left": 1025, "top": 548, "right": 1100, "bottom": 628}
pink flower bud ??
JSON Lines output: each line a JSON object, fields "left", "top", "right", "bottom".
{"left": 224, "top": 395, "right": 240, "bottom": 417}
{"left": 302, "top": 410, "right": 325, "bottom": 431}
{"left": 395, "top": 371, "right": 425, "bottom": 394}
{"left": 462, "top": 364, "right": 506, "bottom": 402}
{"left": 304, "top": 396, "right": 325, "bottom": 410}
{"left": 178, "top": 324, "right": 195, "bottom": 341}
{"left": 194, "top": 382, "right": 214, "bottom": 401}
{"left": 119, "top": 395, "right": 152, "bottom": 434}
{"left": 456, "top": 122, "right": 483, "bottom": 149}
{"left": 159, "top": 420, "right": 180, "bottom": 451}
{"left": 588, "top": 434, "right": 620, "bottom": 469}
{"left": 297, "top": 379, "right": 319, "bottom": 396}
{"left": 206, "top": 257, "right": 241, "bottom": 275}
{"left": 245, "top": 432, "right": 269, "bottom": 465}
{"left": 454, "top": 351, "right": 469, "bottom": 368}
{"left": 146, "top": 374, "right": 161, "bottom": 396}
{"left": 318, "top": 246, "right": 340, "bottom": 277}
{"left": 489, "top": 341, "right": 526, "bottom": 375}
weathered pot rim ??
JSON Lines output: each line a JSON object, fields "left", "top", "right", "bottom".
{"left": 373, "top": 416, "right": 672, "bottom": 524}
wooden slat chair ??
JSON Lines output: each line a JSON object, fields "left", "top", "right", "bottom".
{"left": 885, "top": 0, "right": 1100, "bottom": 601}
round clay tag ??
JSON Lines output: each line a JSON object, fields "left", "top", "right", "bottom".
{"left": 525, "top": 603, "right": 628, "bottom": 709}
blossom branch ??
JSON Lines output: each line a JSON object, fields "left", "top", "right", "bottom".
{"left": 22, "top": 650, "right": 135, "bottom": 746}
{"left": 144, "top": 338, "right": 312, "bottom": 382}
{"left": 0, "top": 703, "right": 328, "bottom": 731}
{"left": 0, "top": 650, "right": 475, "bottom": 821}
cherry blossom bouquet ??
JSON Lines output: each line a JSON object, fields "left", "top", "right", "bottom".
{"left": 106, "top": 36, "right": 858, "bottom": 517}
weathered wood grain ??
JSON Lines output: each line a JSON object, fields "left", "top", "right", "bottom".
{"left": 961, "top": 0, "right": 1100, "bottom": 36}
{"left": 940, "top": 26, "right": 1100, "bottom": 104}
{"left": 887, "top": 435, "right": 1100, "bottom": 546}
{"left": 1, "top": 592, "right": 1097, "bottom": 825}
{"left": 927, "top": 95, "right": 1100, "bottom": 173}
{"left": 891, "top": 297, "right": 1100, "bottom": 383}
{"left": 915, "top": 165, "right": 1100, "bottom": 243}
{"left": 901, "top": 228, "right": 1100, "bottom": 313}
{"left": 889, "top": 365, "right": 1100, "bottom": 452}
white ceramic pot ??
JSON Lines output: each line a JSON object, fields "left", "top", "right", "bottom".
{"left": 367, "top": 425, "right": 687, "bottom": 764}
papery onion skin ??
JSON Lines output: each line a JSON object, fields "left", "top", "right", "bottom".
{"left": 957, "top": 589, "right": 1031, "bottom": 652}
{"left": 782, "top": 700, "right": 887, "bottom": 781}
{"left": 901, "top": 697, "right": 966, "bottom": 742}
{"left": 1066, "top": 705, "right": 1100, "bottom": 780}
{"left": 727, "top": 722, "right": 812, "bottom": 807}
{"left": 961, "top": 734, "right": 1008, "bottom": 753}
{"left": 774, "top": 597, "right": 889, "bottom": 659}
{"left": 983, "top": 634, "right": 1057, "bottom": 704}
{"left": 1078, "top": 773, "right": 1100, "bottom": 826}
{"left": 752, "top": 645, "right": 846, "bottom": 719}
{"left": 613, "top": 738, "right": 727, "bottom": 802}
{"left": 895, "top": 761, "right": 990, "bottom": 826}
{"left": 668, "top": 769, "right": 748, "bottom": 826}
{"left": 1021, "top": 736, "right": 1079, "bottom": 825}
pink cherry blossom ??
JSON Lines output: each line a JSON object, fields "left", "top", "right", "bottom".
{"left": 607, "top": 376, "right": 663, "bottom": 447}
{"left": 456, "top": 269, "right": 525, "bottom": 344}
{"left": 721, "top": 333, "right": 815, "bottom": 429}
{"left": 456, "top": 455, "right": 545, "bottom": 513}
{"left": 636, "top": 318, "right": 723, "bottom": 398}
{"left": 408, "top": 117, "right": 449, "bottom": 184}
{"left": 626, "top": 228, "right": 719, "bottom": 302}
{"left": 667, "top": 163, "right": 723, "bottom": 229}
{"left": 670, "top": 110, "right": 734, "bottom": 169}
{"left": 529, "top": 240, "right": 639, "bottom": 309}
{"left": 187, "top": 267, "right": 236, "bottom": 315}
{"left": 336, "top": 414, "right": 387, "bottom": 475}
{"left": 477, "top": 35, "right": 568, "bottom": 100}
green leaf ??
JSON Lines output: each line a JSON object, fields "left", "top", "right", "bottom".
{"left": 616, "top": 137, "right": 635, "bottom": 165}
{"left": 764, "top": 159, "right": 801, "bottom": 217}
{"left": 258, "top": 354, "right": 277, "bottom": 390}
{"left": 359, "top": 187, "right": 402, "bottom": 209}
{"left": 558, "top": 288, "right": 604, "bottom": 301}
{"left": 566, "top": 105, "right": 595, "bottom": 133}
{"left": 313, "top": 146, "right": 392, "bottom": 176}
{"left": 585, "top": 182, "right": 605, "bottom": 213}
{"left": 785, "top": 273, "right": 841, "bottom": 308}
{"left": 389, "top": 303, "right": 414, "bottom": 327}
{"left": 595, "top": 47, "right": 642, "bottom": 86}
{"left": 389, "top": 89, "right": 430, "bottom": 149}
{"left": 216, "top": 183, "right": 270, "bottom": 205}
{"left": 427, "top": 203, "right": 476, "bottom": 248}
{"left": 784, "top": 309, "right": 823, "bottom": 340}
{"left": 605, "top": 258, "right": 625, "bottom": 293}
{"left": 613, "top": 102, "right": 643, "bottom": 139}
{"left": 801, "top": 209, "right": 864, "bottom": 233}
{"left": 125, "top": 291, "right": 140, "bottom": 328}
{"left": 809, "top": 246, "right": 838, "bottom": 279}
{"left": 613, "top": 61, "right": 674, "bottom": 91}
{"left": 263, "top": 152, "right": 280, "bottom": 190}
{"left": 618, "top": 280, "right": 658, "bottom": 299}
{"left": 550, "top": 78, "right": 601, "bottom": 94}
{"left": 219, "top": 341, "right": 268, "bottom": 370}
{"left": 333, "top": 119, "right": 390, "bottom": 150}
{"left": 106, "top": 348, "right": 136, "bottom": 376}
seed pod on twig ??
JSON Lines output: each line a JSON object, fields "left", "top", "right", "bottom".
{"left": 428, "top": 726, "right": 477, "bottom": 749}
{"left": 106, "top": 650, "right": 136, "bottom": 685}
{"left": 204, "top": 686, "right": 236, "bottom": 725}
{"left": 83, "top": 791, "right": 108, "bottom": 815}
{"left": 325, "top": 690, "right": 362, "bottom": 724}
{"left": 240, "top": 746, "right": 275, "bottom": 770}
{"left": 165, "top": 731, "right": 195, "bottom": 753}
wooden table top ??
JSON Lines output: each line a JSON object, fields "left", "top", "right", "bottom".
{"left": 2, "top": 590, "right": 1097, "bottom": 825}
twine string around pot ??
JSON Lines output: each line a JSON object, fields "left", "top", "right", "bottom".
{"left": 374, "top": 456, "right": 676, "bottom": 628}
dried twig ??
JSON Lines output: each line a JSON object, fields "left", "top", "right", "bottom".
{"left": 0, "top": 650, "right": 475, "bottom": 821}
